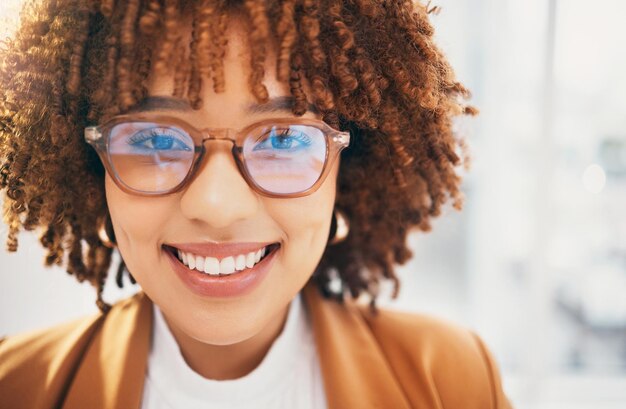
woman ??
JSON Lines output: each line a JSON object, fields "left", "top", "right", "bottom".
{"left": 0, "top": 0, "right": 512, "bottom": 408}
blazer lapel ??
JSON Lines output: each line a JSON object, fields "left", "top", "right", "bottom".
{"left": 302, "top": 283, "right": 412, "bottom": 409}
{"left": 62, "top": 291, "right": 152, "bottom": 409}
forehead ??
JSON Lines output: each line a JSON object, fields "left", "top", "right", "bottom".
{"left": 144, "top": 14, "right": 291, "bottom": 114}
{"left": 129, "top": 96, "right": 319, "bottom": 117}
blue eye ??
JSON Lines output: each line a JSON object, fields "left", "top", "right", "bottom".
{"left": 127, "top": 128, "right": 193, "bottom": 152}
{"left": 252, "top": 128, "right": 312, "bottom": 152}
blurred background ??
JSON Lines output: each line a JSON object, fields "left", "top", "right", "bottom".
{"left": 1, "top": 0, "right": 625, "bottom": 408}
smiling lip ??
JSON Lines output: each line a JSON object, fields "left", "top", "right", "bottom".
{"left": 163, "top": 243, "right": 280, "bottom": 298}
{"left": 166, "top": 241, "right": 277, "bottom": 259}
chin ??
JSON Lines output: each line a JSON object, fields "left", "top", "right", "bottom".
{"left": 183, "top": 315, "right": 268, "bottom": 346}
{"left": 160, "top": 295, "right": 274, "bottom": 345}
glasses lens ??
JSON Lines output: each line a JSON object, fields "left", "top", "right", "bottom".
{"left": 242, "top": 124, "right": 327, "bottom": 194}
{"left": 108, "top": 122, "right": 194, "bottom": 193}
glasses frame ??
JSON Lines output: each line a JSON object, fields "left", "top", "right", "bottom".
{"left": 84, "top": 114, "right": 351, "bottom": 198}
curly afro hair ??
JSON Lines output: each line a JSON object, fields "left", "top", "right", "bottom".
{"left": 0, "top": 0, "right": 476, "bottom": 313}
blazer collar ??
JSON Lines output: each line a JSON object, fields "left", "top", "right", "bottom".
{"left": 63, "top": 283, "right": 410, "bottom": 409}
{"left": 301, "top": 283, "right": 411, "bottom": 409}
{"left": 62, "top": 291, "right": 152, "bottom": 409}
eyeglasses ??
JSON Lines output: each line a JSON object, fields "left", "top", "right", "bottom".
{"left": 84, "top": 114, "right": 350, "bottom": 198}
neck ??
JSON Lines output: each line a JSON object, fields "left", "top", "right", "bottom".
{"left": 162, "top": 303, "right": 291, "bottom": 380}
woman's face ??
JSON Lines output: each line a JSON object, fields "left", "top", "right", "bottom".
{"left": 105, "top": 18, "right": 338, "bottom": 346}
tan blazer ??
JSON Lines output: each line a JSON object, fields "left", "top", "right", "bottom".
{"left": 0, "top": 282, "right": 513, "bottom": 409}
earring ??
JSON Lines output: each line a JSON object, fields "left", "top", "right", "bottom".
{"left": 98, "top": 214, "right": 116, "bottom": 249}
{"left": 329, "top": 207, "right": 349, "bottom": 244}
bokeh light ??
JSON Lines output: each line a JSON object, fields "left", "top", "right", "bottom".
{"left": 582, "top": 164, "right": 607, "bottom": 194}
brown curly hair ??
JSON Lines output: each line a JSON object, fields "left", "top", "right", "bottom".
{"left": 0, "top": 0, "right": 476, "bottom": 313}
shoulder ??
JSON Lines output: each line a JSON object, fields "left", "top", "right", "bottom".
{"left": 0, "top": 310, "right": 104, "bottom": 408}
{"left": 0, "top": 311, "right": 104, "bottom": 373}
{"left": 0, "top": 293, "right": 146, "bottom": 367}
{"left": 357, "top": 305, "right": 487, "bottom": 363}
{"left": 0, "top": 293, "right": 144, "bottom": 409}
{"left": 356, "top": 305, "right": 512, "bottom": 409}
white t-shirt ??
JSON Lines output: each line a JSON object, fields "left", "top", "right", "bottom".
{"left": 140, "top": 292, "right": 328, "bottom": 409}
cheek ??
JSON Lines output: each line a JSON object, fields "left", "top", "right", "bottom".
{"left": 267, "top": 166, "right": 338, "bottom": 273}
{"left": 104, "top": 175, "right": 173, "bottom": 277}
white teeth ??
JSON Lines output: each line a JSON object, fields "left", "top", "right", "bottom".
{"left": 245, "top": 252, "right": 256, "bottom": 269}
{"left": 235, "top": 254, "right": 246, "bottom": 271}
{"left": 195, "top": 255, "right": 204, "bottom": 271}
{"left": 220, "top": 256, "right": 236, "bottom": 275}
{"left": 175, "top": 245, "right": 274, "bottom": 275}
{"left": 204, "top": 256, "right": 219, "bottom": 275}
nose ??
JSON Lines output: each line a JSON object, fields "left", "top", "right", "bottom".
{"left": 179, "top": 140, "right": 258, "bottom": 228}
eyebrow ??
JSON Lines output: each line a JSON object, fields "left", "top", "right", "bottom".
{"left": 247, "top": 96, "right": 320, "bottom": 115}
{"left": 130, "top": 95, "right": 319, "bottom": 114}
{"left": 130, "top": 96, "right": 192, "bottom": 112}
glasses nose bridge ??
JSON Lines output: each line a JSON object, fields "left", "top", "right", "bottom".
{"left": 199, "top": 127, "right": 237, "bottom": 146}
